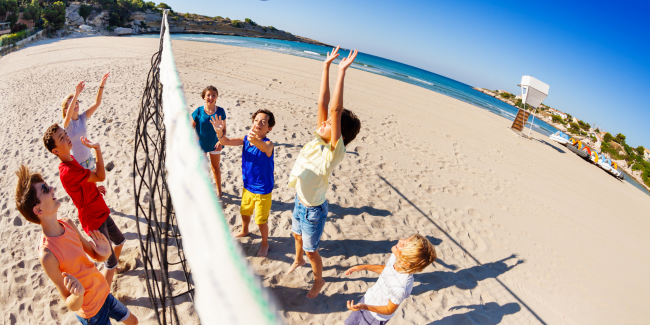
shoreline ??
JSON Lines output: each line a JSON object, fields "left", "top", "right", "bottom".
{"left": 2, "top": 36, "right": 649, "bottom": 325}
{"left": 135, "top": 30, "right": 334, "bottom": 47}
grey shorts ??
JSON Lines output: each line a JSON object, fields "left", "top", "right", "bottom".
{"left": 97, "top": 216, "right": 125, "bottom": 270}
{"left": 79, "top": 156, "right": 96, "bottom": 171}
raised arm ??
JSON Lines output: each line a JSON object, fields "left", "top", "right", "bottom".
{"left": 40, "top": 249, "right": 85, "bottom": 311}
{"left": 85, "top": 72, "right": 110, "bottom": 119}
{"left": 211, "top": 116, "right": 243, "bottom": 146}
{"left": 63, "top": 81, "right": 85, "bottom": 129}
{"left": 81, "top": 137, "right": 106, "bottom": 182}
{"left": 318, "top": 46, "right": 340, "bottom": 127}
{"left": 62, "top": 218, "right": 111, "bottom": 262}
{"left": 329, "top": 49, "right": 358, "bottom": 149}
{"left": 247, "top": 128, "right": 274, "bottom": 157}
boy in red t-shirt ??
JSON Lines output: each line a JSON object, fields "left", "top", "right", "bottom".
{"left": 43, "top": 123, "right": 125, "bottom": 286}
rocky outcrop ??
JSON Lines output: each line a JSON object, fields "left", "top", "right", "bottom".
{"left": 62, "top": 6, "right": 329, "bottom": 46}
{"left": 114, "top": 27, "right": 133, "bottom": 35}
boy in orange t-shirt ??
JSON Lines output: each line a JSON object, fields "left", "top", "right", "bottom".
{"left": 14, "top": 164, "right": 138, "bottom": 325}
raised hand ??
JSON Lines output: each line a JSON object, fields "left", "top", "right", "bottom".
{"left": 62, "top": 272, "right": 85, "bottom": 297}
{"left": 248, "top": 126, "right": 260, "bottom": 141}
{"left": 346, "top": 300, "right": 365, "bottom": 312}
{"left": 80, "top": 136, "right": 100, "bottom": 149}
{"left": 99, "top": 72, "right": 110, "bottom": 87}
{"left": 338, "top": 49, "right": 358, "bottom": 71}
{"left": 344, "top": 265, "right": 363, "bottom": 275}
{"left": 324, "top": 45, "right": 340, "bottom": 66}
{"left": 210, "top": 115, "right": 225, "bottom": 137}
{"left": 75, "top": 81, "right": 85, "bottom": 95}
{"left": 88, "top": 230, "right": 111, "bottom": 257}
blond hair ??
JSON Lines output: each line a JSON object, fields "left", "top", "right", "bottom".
{"left": 61, "top": 93, "right": 74, "bottom": 118}
{"left": 396, "top": 234, "right": 437, "bottom": 274}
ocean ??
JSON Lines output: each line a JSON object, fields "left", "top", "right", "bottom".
{"left": 133, "top": 33, "right": 557, "bottom": 135}
{"left": 133, "top": 33, "right": 650, "bottom": 196}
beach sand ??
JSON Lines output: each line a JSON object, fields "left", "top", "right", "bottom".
{"left": 1, "top": 36, "right": 649, "bottom": 324}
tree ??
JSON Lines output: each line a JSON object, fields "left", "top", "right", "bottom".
{"left": 42, "top": 1, "right": 65, "bottom": 30}
{"left": 0, "top": 0, "right": 19, "bottom": 28}
{"left": 615, "top": 133, "right": 626, "bottom": 144}
{"left": 244, "top": 18, "right": 256, "bottom": 26}
{"left": 78, "top": 4, "right": 91, "bottom": 23}
{"left": 603, "top": 132, "right": 613, "bottom": 143}
{"left": 231, "top": 19, "right": 242, "bottom": 28}
{"left": 21, "top": 0, "right": 41, "bottom": 21}
{"left": 156, "top": 2, "right": 171, "bottom": 9}
{"left": 637, "top": 146, "right": 646, "bottom": 156}
{"left": 566, "top": 113, "right": 573, "bottom": 120}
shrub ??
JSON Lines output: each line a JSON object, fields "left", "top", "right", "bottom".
{"left": 267, "top": 25, "right": 277, "bottom": 31}
{"left": 21, "top": 0, "right": 41, "bottom": 21}
{"left": 42, "top": 1, "right": 66, "bottom": 30}
{"left": 566, "top": 113, "right": 573, "bottom": 120}
{"left": 244, "top": 18, "right": 256, "bottom": 26}
{"left": 615, "top": 133, "right": 626, "bottom": 144}
{"left": 157, "top": 2, "right": 171, "bottom": 10}
{"left": 231, "top": 19, "right": 242, "bottom": 28}
{"left": 637, "top": 146, "right": 646, "bottom": 156}
{"left": 215, "top": 16, "right": 222, "bottom": 19}
{"left": 551, "top": 115, "right": 564, "bottom": 124}
{"left": 603, "top": 132, "right": 613, "bottom": 143}
{"left": 78, "top": 4, "right": 91, "bottom": 23}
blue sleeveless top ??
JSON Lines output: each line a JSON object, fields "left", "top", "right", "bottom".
{"left": 242, "top": 135, "right": 274, "bottom": 194}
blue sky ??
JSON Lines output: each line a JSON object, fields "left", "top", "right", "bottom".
{"left": 162, "top": 0, "right": 649, "bottom": 147}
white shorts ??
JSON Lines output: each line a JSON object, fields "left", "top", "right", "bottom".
{"left": 208, "top": 150, "right": 221, "bottom": 155}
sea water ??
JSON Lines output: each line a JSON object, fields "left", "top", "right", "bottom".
{"left": 132, "top": 34, "right": 650, "bottom": 196}
{"left": 133, "top": 34, "right": 557, "bottom": 136}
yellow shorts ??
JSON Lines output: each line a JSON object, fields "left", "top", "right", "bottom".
{"left": 240, "top": 189, "right": 272, "bottom": 224}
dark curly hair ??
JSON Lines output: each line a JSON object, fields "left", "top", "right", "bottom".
{"left": 252, "top": 109, "right": 275, "bottom": 128}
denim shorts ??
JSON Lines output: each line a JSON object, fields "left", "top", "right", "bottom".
{"left": 75, "top": 293, "right": 130, "bottom": 325}
{"left": 97, "top": 216, "right": 126, "bottom": 270}
{"left": 79, "top": 156, "right": 96, "bottom": 171}
{"left": 291, "top": 195, "right": 328, "bottom": 252}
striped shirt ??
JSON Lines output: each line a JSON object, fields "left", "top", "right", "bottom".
{"left": 287, "top": 133, "right": 346, "bottom": 206}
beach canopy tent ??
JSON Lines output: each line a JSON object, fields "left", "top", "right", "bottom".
{"left": 512, "top": 75, "right": 549, "bottom": 135}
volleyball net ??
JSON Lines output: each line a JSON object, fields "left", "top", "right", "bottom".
{"left": 133, "top": 10, "right": 282, "bottom": 325}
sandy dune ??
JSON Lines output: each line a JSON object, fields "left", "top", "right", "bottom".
{"left": 0, "top": 36, "right": 649, "bottom": 325}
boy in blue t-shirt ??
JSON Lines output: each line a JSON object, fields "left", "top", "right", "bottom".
{"left": 210, "top": 109, "right": 275, "bottom": 257}
{"left": 191, "top": 85, "right": 227, "bottom": 197}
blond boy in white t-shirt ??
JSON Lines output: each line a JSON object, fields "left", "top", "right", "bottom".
{"left": 344, "top": 234, "right": 437, "bottom": 324}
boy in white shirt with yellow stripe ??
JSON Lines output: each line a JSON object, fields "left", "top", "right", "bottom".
{"left": 285, "top": 46, "right": 362, "bottom": 298}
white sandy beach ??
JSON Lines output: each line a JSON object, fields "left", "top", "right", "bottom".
{"left": 1, "top": 36, "right": 649, "bottom": 324}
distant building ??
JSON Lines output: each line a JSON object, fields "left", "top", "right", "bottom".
{"left": 0, "top": 22, "right": 10, "bottom": 36}
{"left": 645, "top": 148, "right": 650, "bottom": 162}
{"left": 515, "top": 94, "right": 522, "bottom": 100}
{"left": 572, "top": 117, "right": 579, "bottom": 123}
{"left": 548, "top": 108, "right": 567, "bottom": 120}
{"left": 497, "top": 89, "right": 508, "bottom": 94}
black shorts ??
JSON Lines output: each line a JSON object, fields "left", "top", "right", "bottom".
{"left": 97, "top": 216, "right": 125, "bottom": 270}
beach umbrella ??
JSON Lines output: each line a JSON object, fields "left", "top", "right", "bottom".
{"left": 518, "top": 75, "right": 550, "bottom": 137}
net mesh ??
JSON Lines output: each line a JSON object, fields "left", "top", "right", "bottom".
{"left": 133, "top": 10, "right": 282, "bottom": 325}
{"left": 133, "top": 19, "right": 194, "bottom": 325}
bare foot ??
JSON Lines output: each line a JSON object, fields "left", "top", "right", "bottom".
{"left": 234, "top": 230, "right": 250, "bottom": 238}
{"left": 256, "top": 243, "right": 269, "bottom": 257}
{"left": 307, "top": 278, "right": 326, "bottom": 298}
{"left": 285, "top": 259, "right": 306, "bottom": 275}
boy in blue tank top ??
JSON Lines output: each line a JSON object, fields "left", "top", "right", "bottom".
{"left": 210, "top": 109, "right": 275, "bottom": 257}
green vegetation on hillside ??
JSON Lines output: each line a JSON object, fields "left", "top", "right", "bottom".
{"left": 599, "top": 132, "right": 650, "bottom": 187}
